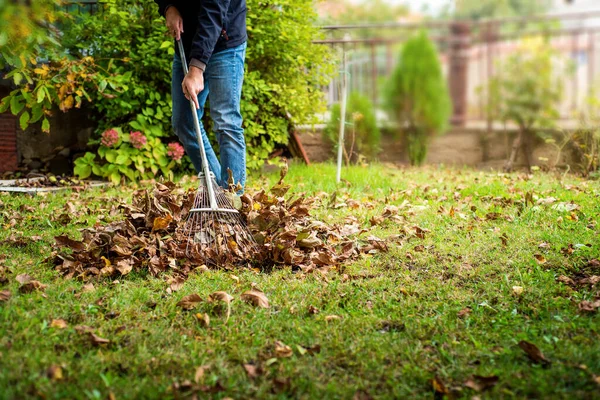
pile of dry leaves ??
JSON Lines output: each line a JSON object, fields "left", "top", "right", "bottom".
{"left": 51, "top": 170, "right": 395, "bottom": 281}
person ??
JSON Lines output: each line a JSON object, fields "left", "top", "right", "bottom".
{"left": 154, "top": 0, "right": 248, "bottom": 190}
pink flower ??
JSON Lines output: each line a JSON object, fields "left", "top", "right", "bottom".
{"left": 101, "top": 129, "right": 119, "bottom": 147}
{"left": 130, "top": 131, "right": 147, "bottom": 149}
{"left": 167, "top": 142, "right": 185, "bottom": 161}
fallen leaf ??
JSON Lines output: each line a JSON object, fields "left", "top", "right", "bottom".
{"left": 195, "top": 313, "right": 210, "bottom": 327}
{"left": 534, "top": 254, "right": 547, "bottom": 264}
{"left": 89, "top": 332, "right": 110, "bottom": 346}
{"left": 82, "top": 283, "right": 95, "bottom": 293}
{"left": 152, "top": 215, "right": 173, "bottom": 231}
{"left": 0, "top": 290, "right": 10, "bottom": 302}
{"left": 169, "top": 277, "right": 185, "bottom": 292}
{"left": 243, "top": 363, "right": 261, "bottom": 379}
{"left": 19, "top": 280, "right": 47, "bottom": 293}
{"left": 579, "top": 300, "right": 600, "bottom": 313}
{"left": 208, "top": 291, "right": 233, "bottom": 322}
{"left": 464, "top": 375, "right": 499, "bottom": 392}
{"left": 116, "top": 259, "right": 133, "bottom": 276}
{"left": 518, "top": 340, "right": 551, "bottom": 365}
{"left": 240, "top": 290, "right": 269, "bottom": 308}
{"left": 50, "top": 319, "right": 68, "bottom": 329}
{"left": 274, "top": 341, "right": 293, "bottom": 358}
{"left": 16, "top": 273, "right": 33, "bottom": 284}
{"left": 55, "top": 235, "right": 86, "bottom": 251}
{"left": 308, "top": 305, "right": 320, "bottom": 315}
{"left": 432, "top": 376, "right": 449, "bottom": 395}
{"left": 46, "top": 365, "right": 63, "bottom": 381}
{"left": 557, "top": 275, "right": 575, "bottom": 286}
{"left": 512, "top": 286, "right": 524, "bottom": 296}
{"left": 457, "top": 307, "right": 471, "bottom": 318}
{"left": 177, "top": 293, "right": 203, "bottom": 310}
{"left": 194, "top": 365, "right": 208, "bottom": 383}
{"left": 325, "top": 315, "right": 341, "bottom": 322}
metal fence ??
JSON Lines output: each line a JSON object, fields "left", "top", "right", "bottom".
{"left": 317, "top": 11, "right": 600, "bottom": 127}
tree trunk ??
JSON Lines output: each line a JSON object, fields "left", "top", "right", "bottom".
{"left": 521, "top": 129, "right": 533, "bottom": 173}
{"left": 504, "top": 128, "right": 524, "bottom": 172}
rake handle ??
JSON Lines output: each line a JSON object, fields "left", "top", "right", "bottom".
{"left": 177, "top": 39, "right": 219, "bottom": 210}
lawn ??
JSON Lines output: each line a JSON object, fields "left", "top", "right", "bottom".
{"left": 0, "top": 163, "right": 599, "bottom": 399}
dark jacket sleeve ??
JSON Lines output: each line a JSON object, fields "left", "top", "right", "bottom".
{"left": 154, "top": 0, "right": 173, "bottom": 17}
{"left": 189, "top": 0, "right": 232, "bottom": 65}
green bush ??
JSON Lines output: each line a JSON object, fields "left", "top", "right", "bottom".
{"left": 323, "top": 92, "right": 380, "bottom": 163}
{"left": 63, "top": 0, "right": 187, "bottom": 182}
{"left": 487, "top": 37, "right": 564, "bottom": 171}
{"left": 2, "top": 0, "right": 333, "bottom": 179}
{"left": 242, "top": 0, "right": 334, "bottom": 169}
{"left": 385, "top": 31, "right": 451, "bottom": 166}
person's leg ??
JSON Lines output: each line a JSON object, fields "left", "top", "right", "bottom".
{"left": 204, "top": 42, "right": 247, "bottom": 189}
{"left": 171, "top": 52, "right": 222, "bottom": 179}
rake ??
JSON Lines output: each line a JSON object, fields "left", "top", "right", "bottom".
{"left": 176, "top": 39, "right": 257, "bottom": 265}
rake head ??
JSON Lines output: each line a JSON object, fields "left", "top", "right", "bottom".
{"left": 180, "top": 172, "right": 258, "bottom": 266}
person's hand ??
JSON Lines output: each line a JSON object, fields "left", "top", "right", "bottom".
{"left": 165, "top": 6, "right": 183, "bottom": 40}
{"left": 182, "top": 67, "right": 204, "bottom": 109}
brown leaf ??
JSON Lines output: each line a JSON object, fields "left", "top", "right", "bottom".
{"left": 240, "top": 290, "right": 269, "bottom": 308}
{"left": 464, "top": 375, "right": 499, "bottom": 392}
{"left": 208, "top": 291, "right": 233, "bottom": 304}
{"left": 82, "top": 283, "right": 95, "bottom": 293}
{"left": 89, "top": 332, "right": 110, "bottom": 346}
{"left": 0, "top": 290, "right": 11, "bottom": 302}
{"left": 152, "top": 214, "right": 173, "bottom": 231}
{"left": 274, "top": 340, "right": 293, "bottom": 358}
{"left": 579, "top": 300, "right": 600, "bottom": 313}
{"left": 16, "top": 273, "right": 33, "bottom": 284}
{"left": 432, "top": 376, "right": 449, "bottom": 395}
{"left": 457, "top": 307, "right": 471, "bottom": 318}
{"left": 297, "top": 235, "right": 322, "bottom": 249}
{"left": 308, "top": 305, "right": 320, "bottom": 315}
{"left": 194, "top": 365, "right": 208, "bottom": 383}
{"left": 243, "top": 363, "right": 261, "bottom": 379}
{"left": 116, "top": 259, "right": 133, "bottom": 276}
{"left": 46, "top": 365, "right": 64, "bottom": 381}
{"left": 19, "top": 280, "right": 47, "bottom": 293}
{"left": 50, "top": 319, "right": 68, "bottom": 329}
{"left": 534, "top": 254, "right": 547, "bottom": 264}
{"left": 208, "top": 291, "right": 233, "bottom": 322}
{"left": 557, "top": 275, "right": 575, "bottom": 286}
{"left": 325, "top": 315, "right": 341, "bottom": 322}
{"left": 169, "top": 277, "right": 185, "bottom": 292}
{"left": 518, "top": 340, "right": 551, "bottom": 365}
{"left": 195, "top": 313, "right": 210, "bottom": 327}
{"left": 55, "top": 235, "right": 86, "bottom": 252}
{"left": 177, "top": 293, "right": 203, "bottom": 310}
{"left": 512, "top": 286, "right": 524, "bottom": 296}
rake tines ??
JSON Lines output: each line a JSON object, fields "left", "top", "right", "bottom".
{"left": 180, "top": 173, "right": 257, "bottom": 266}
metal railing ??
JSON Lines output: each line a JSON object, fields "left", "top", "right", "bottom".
{"left": 317, "top": 10, "right": 600, "bottom": 126}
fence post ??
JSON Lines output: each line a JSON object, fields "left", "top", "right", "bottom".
{"left": 448, "top": 22, "right": 471, "bottom": 127}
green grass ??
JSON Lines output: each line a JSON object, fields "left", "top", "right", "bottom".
{"left": 1, "top": 163, "right": 599, "bottom": 399}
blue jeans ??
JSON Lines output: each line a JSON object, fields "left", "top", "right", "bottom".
{"left": 171, "top": 42, "right": 247, "bottom": 189}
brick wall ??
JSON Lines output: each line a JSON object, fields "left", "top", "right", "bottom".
{"left": 0, "top": 113, "right": 18, "bottom": 173}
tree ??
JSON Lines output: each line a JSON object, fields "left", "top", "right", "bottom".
{"left": 486, "top": 37, "right": 565, "bottom": 172}
{"left": 385, "top": 31, "right": 451, "bottom": 166}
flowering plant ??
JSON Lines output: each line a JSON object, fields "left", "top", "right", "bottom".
{"left": 167, "top": 142, "right": 185, "bottom": 161}
{"left": 130, "top": 131, "right": 147, "bottom": 149}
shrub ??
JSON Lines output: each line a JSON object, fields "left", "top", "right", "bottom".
{"left": 242, "top": 0, "right": 334, "bottom": 169}
{"left": 385, "top": 31, "right": 451, "bottom": 166}
{"left": 2, "top": 0, "right": 333, "bottom": 179}
{"left": 323, "top": 92, "right": 380, "bottom": 163}
{"left": 487, "top": 37, "right": 565, "bottom": 172}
